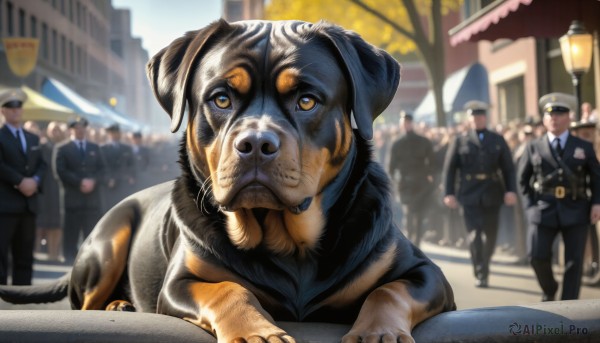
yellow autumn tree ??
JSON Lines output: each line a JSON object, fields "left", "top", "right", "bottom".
{"left": 266, "top": 0, "right": 463, "bottom": 126}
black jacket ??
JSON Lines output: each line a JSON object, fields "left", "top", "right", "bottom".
{"left": 0, "top": 125, "right": 46, "bottom": 214}
{"left": 518, "top": 133, "right": 600, "bottom": 227}
{"left": 443, "top": 129, "right": 516, "bottom": 207}
{"left": 53, "top": 140, "right": 105, "bottom": 210}
{"left": 388, "top": 130, "right": 434, "bottom": 205}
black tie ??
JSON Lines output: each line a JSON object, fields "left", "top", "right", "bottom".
{"left": 79, "top": 141, "right": 85, "bottom": 159}
{"left": 15, "top": 129, "right": 25, "bottom": 153}
{"left": 554, "top": 137, "right": 563, "bottom": 157}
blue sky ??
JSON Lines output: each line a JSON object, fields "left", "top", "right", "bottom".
{"left": 112, "top": 0, "right": 222, "bottom": 57}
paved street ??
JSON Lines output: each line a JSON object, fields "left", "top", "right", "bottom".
{"left": 421, "top": 242, "right": 600, "bottom": 310}
{"left": 1, "top": 242, "right": 600, "bottom": 311}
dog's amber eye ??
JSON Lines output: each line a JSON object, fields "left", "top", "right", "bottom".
{"left": 213, "top": 94, "right": 231, "bottom": 109}
{"left": 297, "top": 96, "right": 316, "bottom": 111}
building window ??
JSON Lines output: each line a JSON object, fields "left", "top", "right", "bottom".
{"left": 52, "top": 29, "right": 58, "bottom": 64}
{"left": 7, "top": 1, "right": 13, "bottom": 36}
{"left": 61, "top": 34, "right": 66, "bottom": 68}
{"left": 69, "top": 0, "right": 74, "bottom": 22}
{"left": 497, "top": 76, "right": 525, "bottom": 123}
{"left": 69, "top": 40, "right": 74, "bottom": 73}
{"left": 42, "top": 22, "right": 49, "bottom": 60}
{"left": 30, "top": 15, "right": 37, "bottom": 37}
{"left": 82, "top": 6, "right": 86, "bottom": 32}
{"left": 111, "top": 39, "right": 122, "bottom": 58}
{"left": 76, "top": 1, "right": 80, "bottom": 28}
{"left": 18, "top": 8, "right": 24, "bottom": 36}
{"left": 76, "top": 45, "right": 82, "bottom": 74}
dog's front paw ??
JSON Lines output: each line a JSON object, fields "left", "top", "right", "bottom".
{"left": 227, "top": 333, "right": 295, "bottom": 343}
{"left": 217, "top": 321, "right": 295, "bottom": 343}
{"left": 341, "top": 329, "right": 414, "bottom": 343}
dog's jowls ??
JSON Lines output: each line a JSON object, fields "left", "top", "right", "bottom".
{"left": 0, "top": 20, "right": 454, "bottom": 343}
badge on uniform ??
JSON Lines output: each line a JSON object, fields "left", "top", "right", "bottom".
{"left": 573, "top": 147, "right": 586, "bottom": 159}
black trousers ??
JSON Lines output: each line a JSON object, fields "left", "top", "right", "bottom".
{"left": 461, "top": 205, "right": 501, "bottom": 280}
{"left": 0, "top": 213, "right": 36, "bottom": 285}
{"left": 401, "top": 203, "right": 429, "bottom": 247}
{"left": 528, "top": 223, "right": 588, "bottom": 300}
{"left": 63, "top": 208, "right": 101, "bottom": 263}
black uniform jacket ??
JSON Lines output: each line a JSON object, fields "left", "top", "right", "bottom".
{"left": 53, "top": 140, "right": 105, "bottom": 210}
{"left": 443, "top": 129, "right": 516, "bottom": 207}
{"left": 517, "top": 134, "right": 600, "bottom": 228}
{"left": 388, "top": 130, "right": 434, "bottom": 205}
{"left": 0, "top": 125, "right": 46, "bottom": 214}
{"left": 100, "top": 142, "right": 135, "bottom": 187}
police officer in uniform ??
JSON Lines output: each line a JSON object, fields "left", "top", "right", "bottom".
{"left": 443, "top": 100, "right": 517, "bottom": 287}
{"left": 53, "top": 117, "right": 105, "bottom": 263}
{"left": 100, "top": 123, "right": 135, "bottom": 211}
{"left": 518, "top": 93, "right": 600, "bottom": 301}
{"left": 0, "top": 88, "right": 46, "bottom": 284}
{"left": 388, "top": 112, "right": 435, "bottom": 247}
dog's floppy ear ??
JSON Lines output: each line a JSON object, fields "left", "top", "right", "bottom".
{"left": 316, "top": 23, "right": 400, "bottom": 141}
{"left": 147, "top": 19, "right": 231, "bottom": 132}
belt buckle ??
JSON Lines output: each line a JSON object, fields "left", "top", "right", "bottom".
{"left": 475, "top": 174, "right": 487, "bottom": 180}
{"left": 555, "top": 186, "right": 565, "bottom": 199}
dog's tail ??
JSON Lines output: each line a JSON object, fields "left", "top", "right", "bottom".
{"left": 0, "top": 273, "right": 70, "bottom": 304}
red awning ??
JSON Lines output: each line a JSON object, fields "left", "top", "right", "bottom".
{"left": 449, "top": 0, "right": 600, "bottom": 46}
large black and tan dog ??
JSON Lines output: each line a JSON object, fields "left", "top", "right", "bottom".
{"left": 0, "top": 20, "right": 454, "bottom": 342}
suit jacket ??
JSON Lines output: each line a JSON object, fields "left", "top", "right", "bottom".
{"left": 443, "top": 129, "right": 516, "bottom": 207}
{"left": 53, "top": 140, "right": 105, "bottom": 210}
{"left": 0, "top": 125, "right": 46, "bottom": 214}
{"left": 388, "top": 130, "right": 434, "bottom": 205}
{"left": 517, "top": 133, "right": 600, "bottom": 227}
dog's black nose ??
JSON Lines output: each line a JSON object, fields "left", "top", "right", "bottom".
{"left": 234, "top": 131, "right": 280, "bottom": 162}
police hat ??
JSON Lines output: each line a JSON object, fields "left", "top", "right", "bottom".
{"left": 0, "top": 88, "right": 27, "bottom": 108}
{"left": 570, "top": 119, "right": 597, "bottom": 130}
{"left": 400, "top": 111, "right": 413, "bottom": 121}
{"left": 463, "top": 100, "right": 489, "bottom": 116}
{"left": 105, "top": 123, "right": 120, "bottom": 132}
{"left": 539, "top": 92, "right": 576, "bottom": 114}
{"left": 67, "top": 117, "right": 89, "bottom": 128}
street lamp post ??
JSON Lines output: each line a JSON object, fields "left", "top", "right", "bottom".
{"left": 559, "top": 20, "right": 593, "bottom": 121}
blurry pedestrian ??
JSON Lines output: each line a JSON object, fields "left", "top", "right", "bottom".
{"left": 53, "top": 117, "right": 104, "bottom": 263}
{"left": 581, "top": 102, "right": 595, "bottom": 122}
{"left": 100, "top": 123, "right": 135, "bottom": 211}
{"left": 443, "top": 100, "right": 517, "bottom": 288}
{"left": 0, "top": 88, "right": 47, "bottom": 285}
{"left": 518, "top": 93, "right": 600, "bottom": 301}
{"left": 36, "top": 121, "right": 66, "bottom": 261}
{"left": 130, "top": 131, "right": 150, "bottom": 191}
{"left": 388, "top": 112, "right": 435, "bottom": 247}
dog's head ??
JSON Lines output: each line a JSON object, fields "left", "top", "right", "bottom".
{"left": 147, "top": 20, "right": 399, "bottom": 253}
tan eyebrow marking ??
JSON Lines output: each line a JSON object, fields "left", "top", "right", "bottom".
{"left": 225, "top": 67, "right": 251, "bottom": 94}
{"left": 276, "top": 68, "right": 300, "bottom": 94}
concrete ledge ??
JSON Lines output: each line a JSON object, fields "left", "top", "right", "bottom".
{"left": 0, "top": 300, "right": 598, "bottom": 342}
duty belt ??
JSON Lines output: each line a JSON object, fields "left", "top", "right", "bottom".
{"left": 539, "top": 186, "right": 583, "bottom": 199}
{"left": 465, "top": 173, "right": 497, "bottom": 181}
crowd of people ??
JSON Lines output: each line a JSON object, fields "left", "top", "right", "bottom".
{"left": 2, "top": 85, "right": 600, "bottom": 303}
{"left": 0, "top": 88, "right": 179, "bottom": 286}
{"left": 382, "top": 93, "right": 600, "bottom": 301}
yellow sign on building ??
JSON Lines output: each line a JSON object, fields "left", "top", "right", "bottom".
{"left": 3, "top": 38, "right": 39, "bottom": 78}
